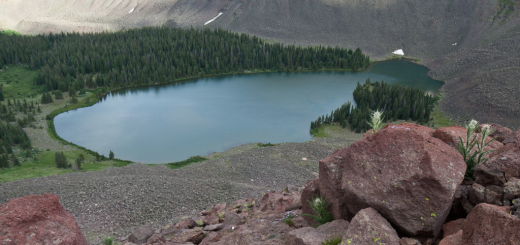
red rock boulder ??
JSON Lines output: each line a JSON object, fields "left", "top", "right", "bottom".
{"left": 439, "top": 230, "right": 462, "bottom": 245}
{"left": 503, "top": 129, "right": 520, "bottom": 145}
{"left": 318, "top": 147, "right": 352, "bottom": 221}
{"left": 461, "top": 203, "right": 520, "bottom": 244}
{"left": 343, "top": 207, "right": 400, "bottom": 244}
{"left": 483, "top": 123, "right": 513, "bottom": 142}
{"left": 0, "top": 193, "right": 88, "bottom": 245}
{"left": 257, "top": 191, "right": 298, "bottom": 213}
{"left": 486, "top": 143, "right": 520, "bottom": 180}
{"left": 341, "top": 125, "right": 466, "bottom": 237}
{"left": 301, "top": 179, "right": 321, "bottom": 226}
{"left": 442, "top": 218, "right": 464, "bottom": 238}
{"left": 433, "top": 126, "right": 503, "bottom": 158}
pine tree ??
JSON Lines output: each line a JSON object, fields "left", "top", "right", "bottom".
{"left": 109, "top": 150, "right": 114, "bottom": 160}
{"left": 11, "top": 153, "right": 20, "bottom": 166}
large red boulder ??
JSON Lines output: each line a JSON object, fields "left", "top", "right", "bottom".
{"left": 433, "top": 126, "right": 503, "bottom": 158}
{"left": 318, "top": 148, "right": 352, "bottom": 221}
{"left": 0, "top": 193, "right": 88, "bottom": 245}
{"left": 486, "top": 143, "right": 520, "bottom": 180}
{"left": 341, "top": 125, "right": 466, "bottom": 237}
{"left": 461, "top": 203, "right": 520, "bottom": 244}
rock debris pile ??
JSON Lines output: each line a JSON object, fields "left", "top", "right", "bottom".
{"left": 3, "top": 122, "right": 520, "bottom": 244}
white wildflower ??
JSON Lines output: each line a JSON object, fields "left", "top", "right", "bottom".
{"left": 372, "top": 110, "right": 382, "bottom": 121}
{"left": 481, "top": 124, "right": 493, "bottom": 138}
{"left": 468, "top": 119, "right": 478, "bottom": 130}
{"left": 314, "top": 197, "right": 321, "bottom": 206}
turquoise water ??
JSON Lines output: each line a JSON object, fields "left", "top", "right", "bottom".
{"left": 54, "top": 60, "right": 443, "bottom": 163}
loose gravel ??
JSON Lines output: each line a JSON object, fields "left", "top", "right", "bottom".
{"left": 0, "top": 127, "right": 362, "bottom": 244}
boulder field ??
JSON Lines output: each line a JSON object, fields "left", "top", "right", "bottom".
{"left": 2, "top": 122, "right": 520, "bottom": 245}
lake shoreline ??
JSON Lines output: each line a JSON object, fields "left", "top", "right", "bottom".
{"left": 52, "top": 59, "right": 443, "bottom": 163}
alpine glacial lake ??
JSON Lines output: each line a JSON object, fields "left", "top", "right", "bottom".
{"left": 54, "top": 60, "right": 443, "bottom": 163}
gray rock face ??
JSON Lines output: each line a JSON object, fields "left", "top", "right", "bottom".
{"left": 484, "top": 185, "right": 503, "bottom": 206}
{"left": 128, "top": 225, "right": 154, "bottom": 244}
{"left": 400, "top": 237, "right": 422, "bottom": 245}
{"left": 223, "top": 212, "right": 242, "bottom": 226}
{"left": 343, "top": 208, "right": 400, "bottom": 245}
{"left": 504, "top": 178, "right": 520, "bottom": 201}
{"left": 469, "top": 183, "right": 486, "bottom": 205}
{"left": 285, "top": 219, "right": 349, "bottom": 245}
{"left": 203, "top": 224, "right": 224, "bottom": 231}
{"left": 340, "top": 125, "right": 466, "bottom": 237}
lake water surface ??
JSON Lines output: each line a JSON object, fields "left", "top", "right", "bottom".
{"left": 55, "top": 60, "right": 443, "bottom": 163}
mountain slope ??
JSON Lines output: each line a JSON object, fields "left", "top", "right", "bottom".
{"left": 1, "top": 0, "right": 519, "bottom": 128}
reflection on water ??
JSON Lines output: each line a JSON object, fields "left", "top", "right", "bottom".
{"left": 55, "top": 60, "right": 443, "bottom": 163}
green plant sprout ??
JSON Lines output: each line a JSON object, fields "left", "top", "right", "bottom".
{"left": 302, "top": 195, "right": 333, "bottom": 227}
{"left": 457, "top": 120, "right": 496, "bottom": 180}
{"left": 368, "top": 110, "right": 385, "bottom": 133}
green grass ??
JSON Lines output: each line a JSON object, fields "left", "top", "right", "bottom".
{"left": 0, "top": 65, "right": 41, "bottom": 99}
{"left": 430, "top": 95, "right": 458, "bottom": 128}
{"left": 322, "top": 237, "right": 342, "bottom": 245}
{"left": 257, "top": 142, "right": 278, "bottom": 147}
{"left": 310, "top": 125, "right": 332, "bottom": 138}
{"left": 0, "top": 150, "right": 131, "bottom": 183}
{"left": 0, "top": 30, "right": 22, "bottom": 36}
{"left": 166, "top": 156, "right": 208, "bottom": 169}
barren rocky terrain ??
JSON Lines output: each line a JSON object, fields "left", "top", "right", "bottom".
{"left": 0, "top": 127, "right": 362, "bottom": 244}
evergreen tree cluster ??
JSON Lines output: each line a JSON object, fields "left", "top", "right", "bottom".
{"left": 311, "top": 79, "right": 439, "bottom": 133}
{"left": 55, "top": 151, "right": 69, "bottom": 168}
{"left": 41, "top": 92, "right": 54, "bottom": 104}
{"left": 0, "top": 153, "right": 9, "bottom": 168}
{"left": 0, "top": 27, "right": 370, "bottom": 93}
{"left": 0, "top": 98, "right": 37, "bottom": 148}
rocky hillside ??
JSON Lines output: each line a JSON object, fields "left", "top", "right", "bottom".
{"left": 1, "top": 0, "right": 519, "bottom": 128}
{"left": 2, "top": 122, "right": 520, "bottom": 245}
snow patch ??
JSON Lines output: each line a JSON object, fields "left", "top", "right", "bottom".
{"left": 392, "top": 49, "right": 404, "bottom": 56}
{"left": 129, "top": 8, "right": 134, "bottom": 14}
{"left": 204, "top": 12, "right": 223, "bottom": 25}
{"left": 452, "top": 43, "right": 457, "bottom": 46}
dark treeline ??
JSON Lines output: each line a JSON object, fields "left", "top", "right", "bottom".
{"left": 311, "top": 79, "right": 439, "bottom": 133}
{"left": 0, "top": 98, "right": 34, "bottom": 151}
{"left": 0, "top": 27, "right": 370, "bottom": 93}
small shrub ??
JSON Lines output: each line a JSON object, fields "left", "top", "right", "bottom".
{"left": 103, "top": 236, "right": 113, "bottom": 245}
{"left": 302, "top": 195, "right": 333, "bottom": 227}
{"left": 268, "top": 234, "right": 276, "bottom": 239}
{"left": 322, "top": 236, "right": 342, "bottom": 245}
{"left": 195, "top": 219, "right": 204, "bottom": 227}
{"left": 282, "top": 214, "right": 295, "bottom": 227}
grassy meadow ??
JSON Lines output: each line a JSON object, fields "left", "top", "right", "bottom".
{"left": 0, "top": 65, "right": 132, "bottom": 183}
